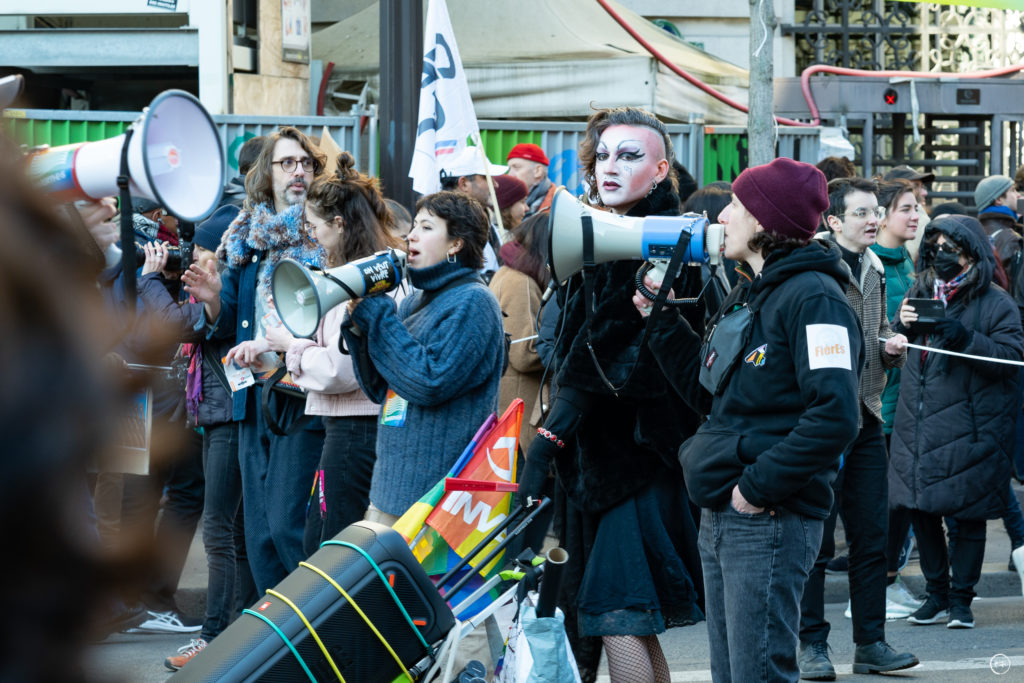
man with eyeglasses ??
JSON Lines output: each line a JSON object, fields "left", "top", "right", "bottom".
{"left": 798, "top": 176, "right": 917, "bottom": 680}
{"left": 182, "top": 126, "right": 327, "bottom": 597}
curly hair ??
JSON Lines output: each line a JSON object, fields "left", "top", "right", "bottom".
{"left": 244, "top": 127, "right": 326, "bottom": 210}
{"left": 748, "top": 231, "right": 811, "bottom": 261}
{"left": 578, "top": 106, "right": 677, "bottom": 206}
{"left": 414, "top": 191, "right": 489, "bottom": 270}
{"left": 305, "top": 151, "right": 401, "bottom": 267}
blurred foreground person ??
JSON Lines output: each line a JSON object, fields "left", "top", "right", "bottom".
{"left": 638, "top": 158, "right": 863, "bottom": 682}
{"left": 892, "top": 215, "right": 1024, "bottom": 629}
{"left": 0, "top": 131, "right": 151, "bottom": 679}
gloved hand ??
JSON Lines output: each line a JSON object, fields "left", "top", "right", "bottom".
{"left": 517, "top": 448, "right": 552, "bottom": 507}
{"left": 934, "top": 318, "right": 971, "bottom": 352}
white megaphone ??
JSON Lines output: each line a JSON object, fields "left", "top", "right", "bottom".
{"left": 548, "top": 188, "right": 724, "bottom": 302}
{"left": 26, "top": 89, "right": 224, "bottom": 223}
{"left": 272, "top": 249, "right": 408, "bottom": 338}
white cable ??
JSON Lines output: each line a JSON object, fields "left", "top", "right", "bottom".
{"left": 510, "top": 334, "right": 538, "bottom": 344}
{"left": 753, "top": 0, "right": 769, "bottom": 58}
{"left": 878, "top": 337, "right": 1024, "bottom": 367}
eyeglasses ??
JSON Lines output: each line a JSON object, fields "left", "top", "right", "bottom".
{"left": 937, "top": 242, "right": 961, "bottom": 255}
{"left": 845, "top": 207, "right": 886, "bottom": 220}
{"left": 272, "top": 157, "right": 315, "bottom": 173}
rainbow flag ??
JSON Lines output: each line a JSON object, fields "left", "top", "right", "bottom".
{"left": 425, "top": 399, "right": 522, "bottom": 576}
{"left": 392, "top": 400, "right": 523, "bottom": 578}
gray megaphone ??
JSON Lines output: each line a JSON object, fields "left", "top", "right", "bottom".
{"left": 26, "top": 89, "right": 224, "bottom": 223}
{"left": 272, "top": 249, "right": 408, "bottom": 338}
{"left": 547, "top": 188, "right": 724, "bottom": 303}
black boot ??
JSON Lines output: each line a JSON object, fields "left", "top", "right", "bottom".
{"left": 853, "top": 640, "right": 919, "bottom": 674}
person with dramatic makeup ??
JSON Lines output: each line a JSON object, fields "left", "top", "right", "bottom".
{"left": 892, "top": 215, "right": 1024, "bottom": 630}
{"left": 518, "top": 107, "right": 704, "bottom": 683}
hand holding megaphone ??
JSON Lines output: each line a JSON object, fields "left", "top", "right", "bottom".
{"left": 547, "top": 188, "right": 724, "bottom": 307}
{"left": 272, "top": 248, "right": 408, "bottom": 339}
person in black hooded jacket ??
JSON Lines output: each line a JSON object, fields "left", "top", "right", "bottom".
{"left": 518, "top": 107, "right": 704, "bottom": 683}
{"left": 638, "top": 158, "right": 866, "bottom": 682}
{"left": 892, "top": 214, "right": 1024, "bottom": 629}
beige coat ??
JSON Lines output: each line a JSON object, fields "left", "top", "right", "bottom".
{"left": 489, "top": 266, "right": 545, "bottom": 451}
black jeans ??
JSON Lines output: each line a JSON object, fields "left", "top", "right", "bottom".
{"left": 303, "top": 415, "right": 378, "bottom": 556}
{"left": 200, "top": 422, "right": 257, "bottom": 641}
{"left": 800, "top": 414, "right": 888, "bottom": 646}
{"left": 913, "top": 513, "right": 986, "bottom": 606}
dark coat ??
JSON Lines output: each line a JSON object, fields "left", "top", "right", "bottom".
{"left": 551, "top": 179, "right": 703, "bottom": 512}
{"left": 648, "top": 240, "right": 864, "bottom": 519}
{"left": 890, "top": 216, "right": 1024, "bottom": 519}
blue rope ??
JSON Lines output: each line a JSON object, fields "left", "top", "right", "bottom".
{"left": 320, "top": 540, "right": 431, "bottom": 650}
{"left": 242, "top": 608, "right": 317, "bottom": 682}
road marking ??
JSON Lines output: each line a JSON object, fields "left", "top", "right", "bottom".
{"left": 595, "top": 655, "right": 1024, "bottom": 682}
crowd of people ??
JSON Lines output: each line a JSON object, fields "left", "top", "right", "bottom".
{"left": 4, "top": 96, "right": 1024, "bottom": 683}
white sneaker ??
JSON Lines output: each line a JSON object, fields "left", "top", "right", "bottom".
{"left": 886, "top": 577, "right": 924, "bottom": 610}
{"left": 130, "top": 610, "right": 202, "bottom": 634}
{"left": 1012, "top": 545, "right": 1024, "bottom": 599}
{"left": 844, "top": 600, "right": 851, "bottom": 619}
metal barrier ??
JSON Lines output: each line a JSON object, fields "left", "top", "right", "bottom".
{"left": 3, "top": 106, "right": 824, "bottom": 191}
{"left": 2, "top": 109, "right": 364, "bottom": 175}
{"left": 702, "top": 125, "right": 823, "bottom": 184}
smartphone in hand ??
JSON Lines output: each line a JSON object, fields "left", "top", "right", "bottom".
{"left": 907, "top": 298, "right": 946, "bottom": 334}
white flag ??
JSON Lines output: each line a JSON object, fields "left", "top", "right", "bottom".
{"left": 408, "top": 0, "right": 481, "bottom": 195}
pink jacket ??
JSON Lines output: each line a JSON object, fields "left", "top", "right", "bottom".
{"left": 284, "top": 303, "right": 379, "bottom": 417}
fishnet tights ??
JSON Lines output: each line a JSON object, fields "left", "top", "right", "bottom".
{"left": 603, "top": 634, "right": 670, "bottom": 683}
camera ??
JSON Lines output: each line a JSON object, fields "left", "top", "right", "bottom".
{"left": 134, "top": 242, "right": 184, "bottom": 272}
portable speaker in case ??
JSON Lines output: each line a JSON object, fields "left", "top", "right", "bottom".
{"left": 171, "top": 521, "right": 456, "bottom": 682}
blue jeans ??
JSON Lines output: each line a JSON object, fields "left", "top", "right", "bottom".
{"left": 200, "top": 422, "right": 256, "bottom": 641}
{"left": 239, "top": 385, "right": 324, "bottom": 594}
{"left": 700, "top": 504, "right": 822, "bottom": 683}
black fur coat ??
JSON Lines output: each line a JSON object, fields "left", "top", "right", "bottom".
{"left": 552, "top": 179, "right": 704, "bottom": 512}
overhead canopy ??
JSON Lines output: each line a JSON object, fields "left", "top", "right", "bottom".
{"left": 313, "top": 0, "right": 750, "bottom": 124}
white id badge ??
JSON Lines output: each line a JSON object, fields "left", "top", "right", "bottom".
{"left": 224, "top": 358, "right": 255, "bottom": 392}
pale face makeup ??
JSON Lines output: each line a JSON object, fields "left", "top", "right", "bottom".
{"left": 594, "top": 124, "right": 669, "bottom": 214}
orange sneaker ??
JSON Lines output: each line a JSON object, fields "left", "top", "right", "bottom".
{"left": 165, "top": 638, "right": 207, "bottom": 671}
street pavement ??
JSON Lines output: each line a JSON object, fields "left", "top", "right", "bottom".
{"left": 85, "top": 486, "right": 1024, "bottom": 682}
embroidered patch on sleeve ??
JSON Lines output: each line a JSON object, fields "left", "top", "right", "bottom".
{"left": 806, "top": 324, "right": 852, "bottom": 370}
{"left": 744, "top": 344, "right": 767, "bottom": 367}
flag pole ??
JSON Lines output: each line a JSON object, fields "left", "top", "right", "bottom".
{"left": 471, "top": 132, "right": 506, "bottom": 242}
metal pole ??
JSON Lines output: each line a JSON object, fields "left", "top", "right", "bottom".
{"left": 379, "top": 0, "right": 423, "bottom": 211}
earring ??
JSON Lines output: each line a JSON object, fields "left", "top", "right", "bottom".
{"left": 647, "top": 179, "right": 657, "bottom": 197}
{"left": 447, "top": 252, "right": 457, "bottom": 263}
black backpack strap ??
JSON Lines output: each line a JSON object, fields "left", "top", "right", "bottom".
{"left": 262, "top": 366, "right": 313, "bottom": 437}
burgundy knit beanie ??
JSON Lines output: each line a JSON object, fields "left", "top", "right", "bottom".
{"left": 494, "top": 174, "right": 528, "bottom": 210}
{"left": 732, "top": 158, "right": 828, "bottom": 241}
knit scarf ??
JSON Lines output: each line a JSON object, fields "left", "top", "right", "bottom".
{"left": 934, "top": 267, "right": 969, "bottom": 305}
{"left": 219, "top": 202, "right": 325, "bottom": 294}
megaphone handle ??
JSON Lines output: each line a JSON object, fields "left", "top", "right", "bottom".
{"left": 117, "top": 128, "right": 138, "bottom": 316}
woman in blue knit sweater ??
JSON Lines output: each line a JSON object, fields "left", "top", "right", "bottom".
{"left": 342, "top": 191, "right": 506, "bottom": 522}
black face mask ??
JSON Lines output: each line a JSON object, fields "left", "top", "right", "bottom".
{"left": 933, "top": 249, "right": 964, "bottom": 281}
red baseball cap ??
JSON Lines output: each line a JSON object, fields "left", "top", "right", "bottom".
{"left": 506, "top": 143, "right": 549, "bottom": 166}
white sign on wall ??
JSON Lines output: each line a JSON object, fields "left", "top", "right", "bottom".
{"left": 281, "top": 0, "right": 310, "bottom": 64}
